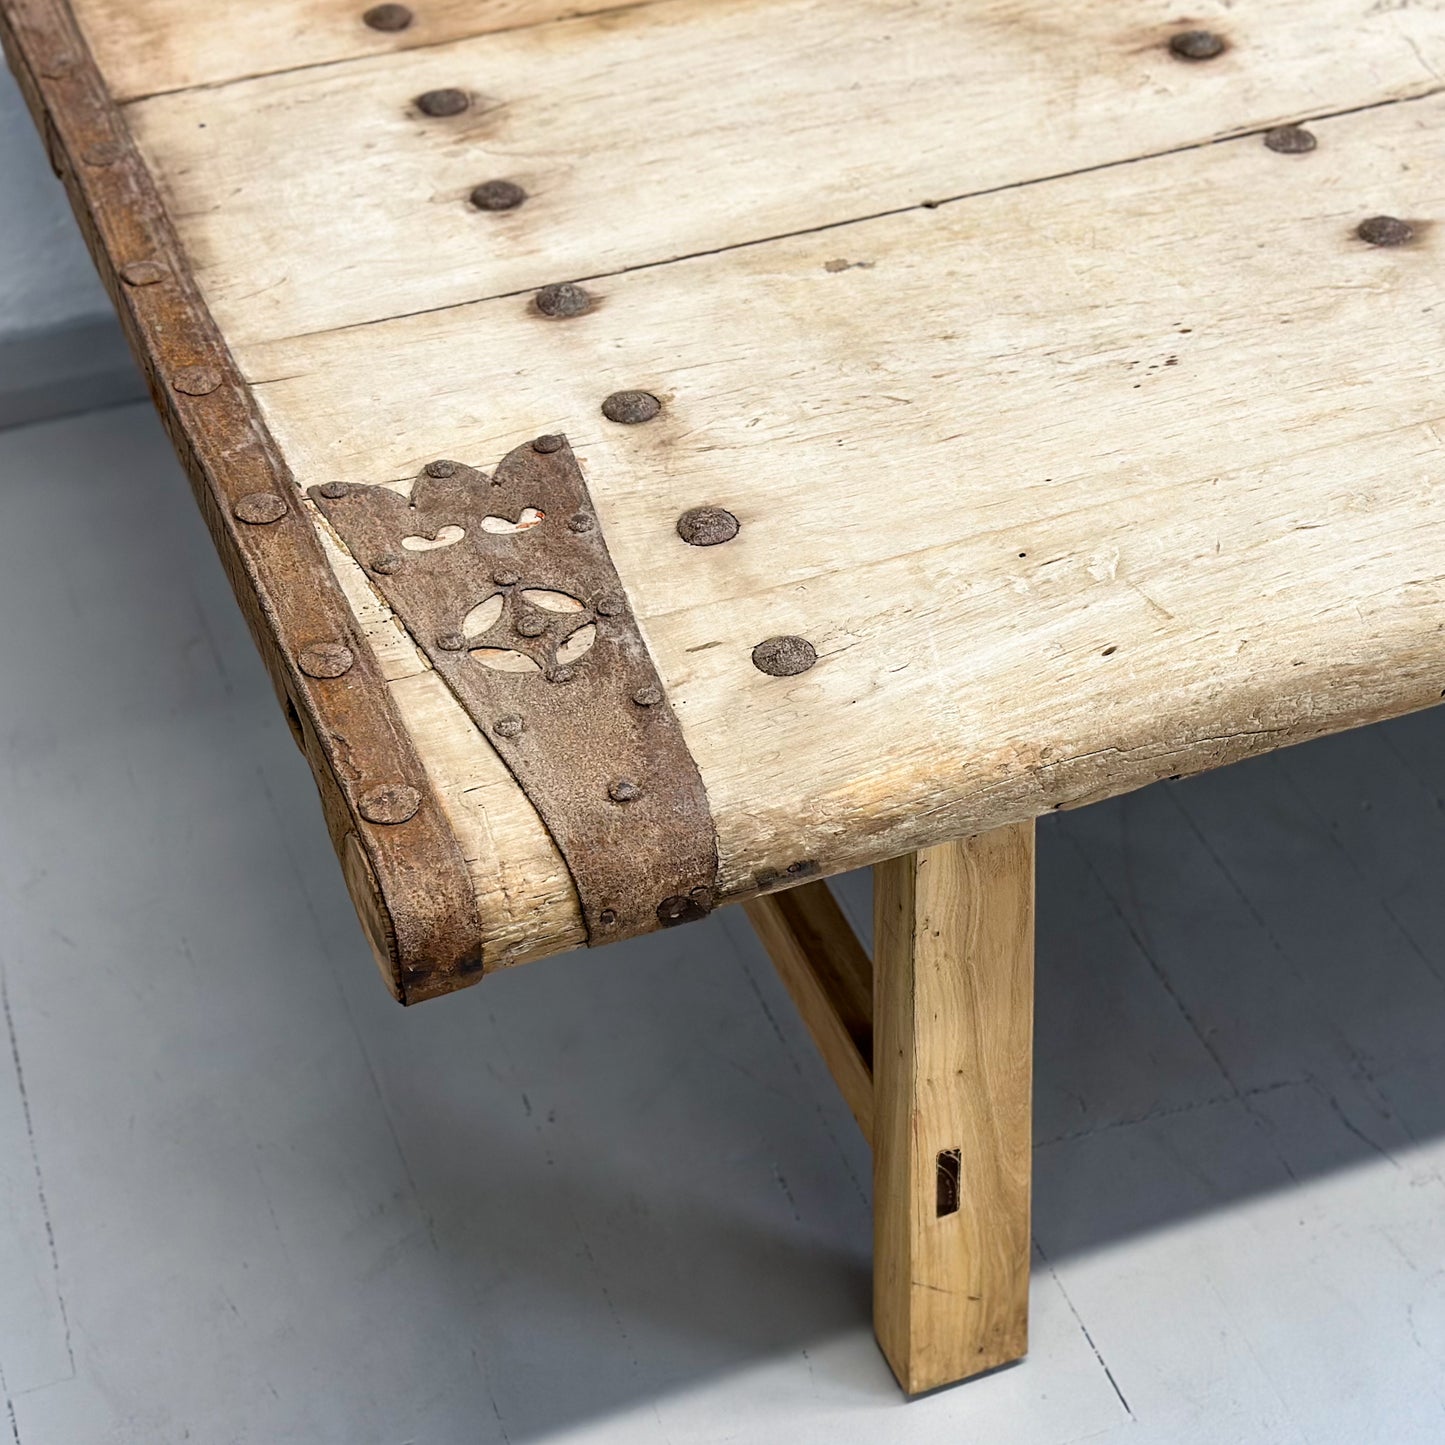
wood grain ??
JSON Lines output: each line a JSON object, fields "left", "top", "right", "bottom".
{"left": 744, "top": 882, "right": 873, "bottom": 1141}
{"left": 237, "top": 93, "right": 1445, "bottom": 961}
{"left": 873, "top": 825, "right": 1035, "bottom": 1394}
{"left": 0, "top": 0, "right": 494, "bottom": 1001}
{"left": 121, "top": 0, "right": 1445, "bottom": 342}
{"left": 69, "top": 0, "right": 648, "bottom": 100}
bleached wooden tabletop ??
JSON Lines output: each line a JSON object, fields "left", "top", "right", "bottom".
{"left": 23, "top": 0, "right": 1445, "bottom": 973}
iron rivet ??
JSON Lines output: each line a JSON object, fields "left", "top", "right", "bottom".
{"left": 493, "top": 715, "right": 525, "bottom": 738}
{"left": 1264, "top": 124, "right": 1316, "bottom": 155}
{"left": 435, "top": 632, "right": 465, "bottom": 651}
{"left": 549, "top": 664, "right": 578, "bottom": 684}
{"left": 494, "top": 567, "right": 520, "bottom": 586}
{"left": 609, "top": 780, "right": 641, "bottom": 803}
{"left": 424, "top": 458, "right": 459, "bottom": 478}
{"left": 632, "top": 685, "right": 663, "bottom": 707}
{"left": 358, "top": 782, "right": 421, "bottom": 825}
{"left": 363, "top": 3, "right": 412, "bottom": 29}
{"left": 81, "top": 140, "right": 122, "bottom": 168}
{"left": 172, "top": 365, "right": 222, "bottom": 396}
{"left": 1168, "top": 30, "right": 1226, "bottom": 61}
{"left": 595, "top": 592, "right": 623, "bottom": 616}
{"left": 233, "top": 491, "right": 288, "bottom": 525}
{"left": 568, "top": 512, "right": 594, "bottom": 533}
{"left": 516, "top": 611, "right": 546, "bottom": 638}
{"left": 416, "top": 88, "right": 470, "bottom": 117}
{"left": 602, "top": 390, "right": 661, "bottom": 425}
{"left": 599, "top": 908, "right": 618, "bottom": 927}
{"left": 1357, "top": 215, "right": 1413, "bottom": 247}
{"left": 752, "top": 635, "right": 818, "bottom": 677}
{"left": 657, "top": 894, "right": 710, "bottom": 927}
{"left": 532, "top": 434, "right": 565, "bottom": 453}
{"left": 371, "top": 552, "right": 404, "bottom": 575}
{"left": 318, "top": 481, "right": 351, "bottom": 499}
{"left": 470, "top": 179, "right": 526, "bottom": 211}
{"left": 677, "top": 506, "right": 739, "bottom": 547}
{"left": 299, "top": 641, "right": 354, "bottom": 679}
{"left": 119, "top": 259, "right": 167, "bottom": 287}
{"left": 535, "top": 282, "right": 593, "bottom": 319}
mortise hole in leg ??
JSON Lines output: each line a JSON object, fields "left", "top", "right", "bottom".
{"left": 936, "top": 1149, "right": 962, "bottom": 1217}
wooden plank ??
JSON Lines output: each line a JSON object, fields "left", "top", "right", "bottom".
{"left": 70, "top": 0, "right": 647, "bottom": 101}
{"left": 0, "top": 0, "right": 505, "bottom": 1000}
{"left": 121, "top": 0, "right": 1445, "bottom": 342}
{"left": 743, "top": 882, "right": 873, "bottom": 1142}
{"left": 236, "top": 94, "right": 1445, "bottom": 963}
{"left": 873, "top": 824, "right": 1035, "bottom": 1394}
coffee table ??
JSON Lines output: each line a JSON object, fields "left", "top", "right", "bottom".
{"left": 5, "top": 0, "right": 1442, "bottom": 1392}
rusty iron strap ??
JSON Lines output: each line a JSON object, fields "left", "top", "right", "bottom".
{"left": 311, "top": 441, "right": 719, "bottom": 943}
{"left": 0, "top": 0, "right": 488, "bottom": 1002}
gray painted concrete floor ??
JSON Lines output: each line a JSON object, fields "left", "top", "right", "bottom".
{"left": 3, "top": 404, "right": 1445, "bottom": 1444}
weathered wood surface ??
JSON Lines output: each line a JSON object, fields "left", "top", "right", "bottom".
{"left": 70, "top": 0, "right": 646, "bottom": 100}
{"left": 110, "top": 0, "right": 1445, "bottom": 342}
{"left": 235, "top": 93, "right": 1445, "bottom": 959}
{"left": 874, "top": 825, "right": 1036, "bottom": 1393}
{"left": 22, "top": 0, "right": 1445, "bottom": 975}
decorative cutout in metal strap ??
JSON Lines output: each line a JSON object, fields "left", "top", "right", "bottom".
{"left": 310, "top": 438, "right": 718, "bottom": 943}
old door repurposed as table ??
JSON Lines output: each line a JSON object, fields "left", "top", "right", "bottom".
{"left": 6, "top": 0, "right": 1443, "bottom": 1392}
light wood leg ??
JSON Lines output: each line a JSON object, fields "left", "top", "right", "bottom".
{"left": 872, "top": 823, "right": 1035, "bottom": 1394}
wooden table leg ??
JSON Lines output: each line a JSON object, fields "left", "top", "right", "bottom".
{"left": 872, "top": 823, "right": 1035, "bottom": 1394}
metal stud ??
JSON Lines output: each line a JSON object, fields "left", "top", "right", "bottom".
{"left": 416, "top": 88, "right": 470, "bottom": 117}
{"left": 534, "top": 282, "right": 593, "bottom": 318}
{"left": 494, "top": 567, "right": 520, "bottom": 587}
{"left": 119, "top": 259, "right": 168, "bottom": 287}
{"left": 358, "top": 782, "right": 422, "bottom": 825}
{"left": 567, "top": 513, "right": 594, "bottom": 533}
{"left": 1357, "top": 215, "right": 1413, "bottom": 247}
{"left": 602, "top": 390, "right": 661, "bottom": 425}
{"left": 233, "top": 491, "right": 288, "bottom": 525}
{"left": 609, "top": 780, "right": 641, "bottom": 803}
{"left": 1263, "top": 124, "right": 1316, "bottom": 155}
{"left": 172, "top": 365, "right": 223, "bottom": 396}
{"left": 657, "top": 894, "right": 710, "bottom": 927}
{"left": 371, "top": 553, "right": 404, "bottom": 575}
{"left": 363, "top": 3, "right": 412, "bottom": 30}
{"left": 532, "top": 434, "right": 565, "bottom": 454}
{"left": 298, "top": 642, "right": 355, "bottom": 679}
{"left": 493, "top": 715, "right": 525, "bottom": 738}
{"left": 424, "top": 458, "right": 459, "bottom": 478}
{"left": 470, "top": 179, "right": 526, "bottom": 211}
{"left": 676, "top": 506, "right": 739, "bottom": 546}
{"left": 752, "top": 635, "right": 817, "bottom": 677}
{"left": 318, "top": 481, "right": 351, "bottom": 499}
{"left": 435, "top": 632, "right": 466, "bottom": 651}
{"left": 1168, "top": 30, "right": 1226, "bottom": 60}
{"left": 632, "top": 685, "right": 663, "bottom": 707}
